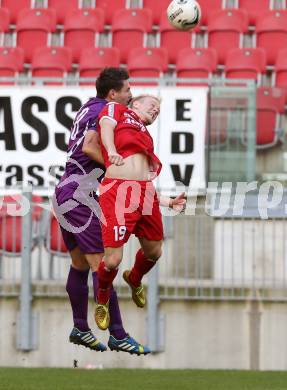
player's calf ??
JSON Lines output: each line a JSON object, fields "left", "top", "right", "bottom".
{"left": 95, "top": 259, "right": 119, "bottom": 330}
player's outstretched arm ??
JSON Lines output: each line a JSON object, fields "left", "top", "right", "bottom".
{"left": 101, "top": 118, "right": 124, "bottom": 166}
{"left": 82, "top": 130, "right": 104, "bottom": 165}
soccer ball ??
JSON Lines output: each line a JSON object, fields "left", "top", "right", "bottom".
{"left": 167, "top": 0, "right": 201, "bottom": 31}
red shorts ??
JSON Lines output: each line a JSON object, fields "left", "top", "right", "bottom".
{"left": 99, "top": 177, "right": 163, "bottom": 248}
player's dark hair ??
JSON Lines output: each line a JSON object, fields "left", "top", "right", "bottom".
{"left": 96, "top": 67, "right": 130, "bottom": 98}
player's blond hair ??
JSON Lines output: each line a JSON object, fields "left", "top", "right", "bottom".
{"left": 129, "top": 94, "right": 161, "bottom": 108}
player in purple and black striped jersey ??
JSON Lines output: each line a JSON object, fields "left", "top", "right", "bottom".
{"left": 53, "top": 68, "right": 150, "bottom": 355}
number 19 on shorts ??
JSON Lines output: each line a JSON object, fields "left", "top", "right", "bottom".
{"left": 113, "top": 226, "right": 127, "bottom": 241}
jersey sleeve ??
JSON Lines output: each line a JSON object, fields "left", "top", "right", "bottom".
{"left": 86, "top": 116, "right": 98, "bottom": 131}
{"left": 98, "top": 103, "right": 124, "bottom": 126}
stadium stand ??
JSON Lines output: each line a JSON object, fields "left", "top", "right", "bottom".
{"left": 94, "top": 0, "right": 128, "bottom": 25}
{"left": 16, "top": 8, "right": 57, "bottom": 63}
{"left": 31, "top": 46, "right": 72, "bottom": 85}
{"left": 197, "top": 0, "right": 223, "bottom": 27}
{"left": 159, "top": 10, "right": 194, "bottom": 64}
{"left": 0, "top": 195, "right": 43, "bottom": 254}
{"left": 175, "top": 47, "right": 218, "bottom": 85}
{"left": 0, "top": 0, "right": 285, "bottom": 119}
{"left": 207, "top": 9, "right": 249, "bottom": 65}
{"left": 127, "top": 47, "right": 168, "bottom": 85}
{"left": 142, "top": 0, "right": 171, "bottom": 25}
{"left": 225, "top": 48, "right": 266, "bottom": 83}
{"left": 0, "top": 47, "right": 24, "bottom": 84}
{"left": 64, "top": 8, "right": 105, "bottom": 63}
{"left": 0, "top": 7, "right": 10, "bottom": 47}
{"left": 237, "top": 0, "right": 271, "bottom": 26}
{"left": 112, "top": 8, "right": 153, "bottom": 63}
{"left": 46, "top": 214, "right": 68, "bottom": 255}
{"left": 274, "top": 48, "right": 287, "bottom": 102}
{"left": 48, "top": 0, "right": 79, "bottom": 25}
{"left": 256, "top": 10, "right": 287, "bottom": 66}
{"left": 256, "top": 87, "right": 286, "bottom": 148}
{"left": 1, "top": 0, "right": 31, "bottom": 25}
{"left": 79, "top": 47, "right": 121, "bottom": 85}
{"left": 0, "top": 216, "right": 22, "bottom": 253}
{"left": 0, "top": 6, "right": 10, "bottom": 31}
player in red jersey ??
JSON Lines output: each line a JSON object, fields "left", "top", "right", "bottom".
{"left": 94, "top": 95, "right": 186, "bottom": 330}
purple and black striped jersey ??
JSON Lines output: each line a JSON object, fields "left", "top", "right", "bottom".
{"left": 64, "top": 97, "right": 106, "bottom": 178}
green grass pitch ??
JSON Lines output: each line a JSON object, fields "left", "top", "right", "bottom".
{"left": 1, "top": 369, "right": 287, "bottom": 390}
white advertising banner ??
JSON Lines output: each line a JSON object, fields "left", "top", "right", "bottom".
{"left": 0, "top": 87, "right": 207, "bottom": 195}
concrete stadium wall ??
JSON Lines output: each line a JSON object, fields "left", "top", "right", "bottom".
{"left": 1, "top": 293, "right": 287, "bottom": 370}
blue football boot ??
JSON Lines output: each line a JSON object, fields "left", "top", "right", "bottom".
{"left": 108, "top": 334, "right": 151, "bottom": 355}
{"left": 69, "top": 327, "right": 107, "bottom": 352}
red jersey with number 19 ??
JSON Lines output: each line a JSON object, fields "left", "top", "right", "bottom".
{"left": 98, "top": 102, "right": 162, "bottom": 178}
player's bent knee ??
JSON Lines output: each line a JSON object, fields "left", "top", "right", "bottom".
{"left": 105, "top": 253, "right": 122, "bottom": 269}
{"left": 70, "top": 256, "right": 89, "bottom": 271}
{"left": 145, "top": 246, "right": 162, "bottom": 262}
{"left": 151, "top": 249, "right": 162, "bottom": 261}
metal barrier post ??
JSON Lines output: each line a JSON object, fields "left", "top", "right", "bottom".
{"left": 146, "top": 263, "right": 165, "bottom": 352}
{"left": 0, "top": 254, "right": 2, "bottom": 279}
{"left": 17, "top": 187, "right": 38, "bottom": 351}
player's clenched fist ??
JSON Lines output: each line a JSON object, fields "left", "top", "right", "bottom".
{"left": 108, "top": 151, "right": 124, "bottom": 166}
{"left": 169, "top": 192, "right": 186, "bottom": 212}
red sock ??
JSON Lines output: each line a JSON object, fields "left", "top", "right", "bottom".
{"left": 129, "top": 249, "right": 156, "bottom": 287}
{"left": 97, "top": 260, "right": 118, "bottom": 304}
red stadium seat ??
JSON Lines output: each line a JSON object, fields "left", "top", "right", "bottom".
{"left": 196, "top": 0, "right": 223, "bottom": 26}
{"left": 1, "top": 0, "right": 31, "bottom": 24}
{"left": 0, "top": 47, "right": 24, "bottom": 84}
{"left": 95, "top": 0, "right": 127, "bottom": 25}
{"left": 256, "top": 87, "right": 286, "bottom": 147}
{"left": 159, "top": 11, "right": 194, "bottom": 64}
{"left": 0, "top": 217, "right": 22, "bottom": 253}
{"left": 112, "top": 8, "right": 153, "bottom": 64}
{"left": 238, "top": 0, "right": 271, "bottom": 26}
{"left": 0, "top": 7, "right": 10, "bottom": 46}
{"left": 176, "top": 48, "right": 218, "bottom": 85}
{"left": 225, "top": 48, "right": 266, "bottom": 83}
{"left": 48, "top": 0, "right": 79, "bottom": 25}
{"left": 142, "top": 0, "right": 171, "bottom": 25}
{"left": 0, "top": 7, "right": 10, "bottom": 31}
{"left": 47, "top": 214, "right": 68, "bottom": 254}
{"left": 64, "top": 8, "right": 104, "bottom": 62}
{"left": 207, "top": 9, "right": 249, "bottom": 64}
{"left": 16, "top": 8, "right": 57, "bottom": 63}
{"left": 274, "top": 49, "right": 287, "bottom": 102}
{"left": 0, "top": 194, "right": 43, "bottom": 254}
{"left": 79, "top": 47, "right": 120, "bottom": 85}
{"left": 256, "top": 10, "right": 287, "bottom": 66}
{"left": 31, "top": 46, "right": 72, "bottom": 85}
{"left": 128, "top": 47, "right": 168, "bottom": 85}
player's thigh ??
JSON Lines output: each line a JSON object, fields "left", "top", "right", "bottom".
{"left": 139, "top": 237, "right": 163, "bottom": 261}
{"left": 104, "top": 246, "right": 124, "bottom": 269}
{"left": 69, "top": 246, "right": 90, "bottom": 270}
{"left": 85, "top": 252, "right": 104, "bottom": 272}
{"left": 100, "top": 178, "right": 141, "bottom": 248}
{"left": 70, "top": 210, "right": 104, "bottom": 255}
{"left": 135, "top": 202, "right": 163, "bottom": 260}
{"left": 56, "top": 186, "right": 104, "bottom": 254}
